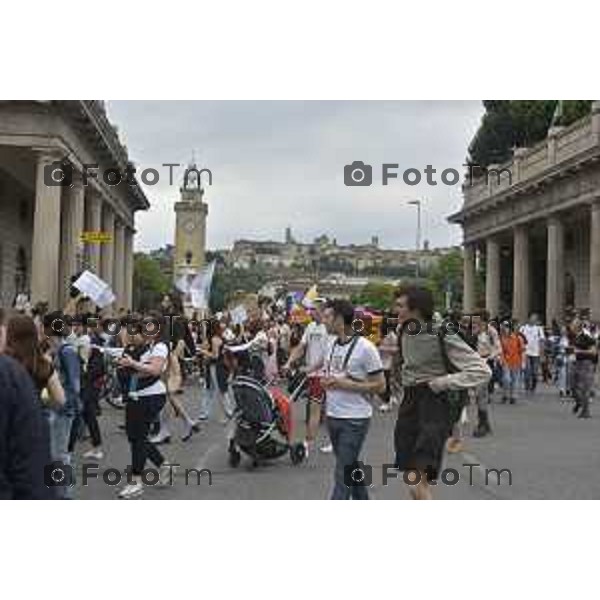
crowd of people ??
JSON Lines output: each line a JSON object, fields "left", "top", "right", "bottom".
{"left": 0, "top": 286, "right": 598, "bottom": 500}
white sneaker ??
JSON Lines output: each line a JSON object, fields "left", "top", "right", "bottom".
{"left": 319, "top": 442, "right": 333, "bottom": 454}
{"left": 149, "top": 432, "right": 171, "bottom": 444}
{"left": 158, "top": 464, "right": 175, "bottom": 487}
{"left": 118, "top": 482, "right": 144, "bottom": 499}
{"left": 82, "top": 448, "right": 104, "bottom": 461}
{"left": 303, "top": 440, "right": 310, "bottom": 459}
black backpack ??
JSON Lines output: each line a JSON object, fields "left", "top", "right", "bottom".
{"left": 436, "top": 328, "right": 469, "bottom": 427}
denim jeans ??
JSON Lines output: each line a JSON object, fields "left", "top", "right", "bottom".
{"left": 502, "top": 367, "right": 520, "bottom": 399}
{"left": 326, "top": 417, "right": 371, "bottom": 500}
{"left": 524, "top": 356, "right": 540, "bottom": 391}
{"left": 46, "top": 411, "right": 74, "bottom": 499}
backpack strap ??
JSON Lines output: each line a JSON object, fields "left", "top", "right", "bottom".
{"left": 436, "top": 328, "right": 458, "bottom": 375}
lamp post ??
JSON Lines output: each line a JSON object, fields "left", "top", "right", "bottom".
{"left": 408, "top": 199, "right": 422, "bottom": 280}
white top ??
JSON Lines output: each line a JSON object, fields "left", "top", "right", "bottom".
{"left": 324, "top": 336, "right": 383, "bottom": 419}
{"left": 519, "top": 324, "right": 545, "bottom": 357}
{"left": 301, "top": 321, "right": 330, "bottom": 372}
{"left": 136, "top": 342, "right": 169, "bottom": 397}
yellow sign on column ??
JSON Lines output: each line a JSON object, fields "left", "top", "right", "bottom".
{"left": 80, "top": 231, "right": 113, "bottom": 244}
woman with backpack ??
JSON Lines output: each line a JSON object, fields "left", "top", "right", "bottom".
{"left": 393, "top": 287, "right": 491, "bottom": 500}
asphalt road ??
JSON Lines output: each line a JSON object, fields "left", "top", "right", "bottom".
{"left": 75, "top": 380, "right": 600, "bottom": 500}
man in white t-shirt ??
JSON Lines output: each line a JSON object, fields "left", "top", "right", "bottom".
{"left": 519, "top": 313, "right": 545, "bottom": 393}
{"left": 283, "top": 300, "right": 330, "bottom": 455}
{"left": 321, "top": 299, "right": 385, "bottom": 500}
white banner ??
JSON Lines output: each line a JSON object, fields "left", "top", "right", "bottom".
{"left": 73, "top": 270, "right": 115, "bottom": 308}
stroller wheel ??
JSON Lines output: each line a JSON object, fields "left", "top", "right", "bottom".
{"left": 290, "top": 442, "right": 306, "bottom": 465}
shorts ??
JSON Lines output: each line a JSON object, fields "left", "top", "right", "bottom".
{"left": 307, "top": 375, "right": 325, "bottom": 403}
{"left": 394, "top": 383, "right": 451, "bottom": 481}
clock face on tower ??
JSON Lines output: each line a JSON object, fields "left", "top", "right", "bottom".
{"left": 184, "top": 220, "right": 196, "bottom": 233}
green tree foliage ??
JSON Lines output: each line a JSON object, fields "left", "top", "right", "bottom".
{"left": 426, "top": 249, "right": 464, "bottom": 310}
{"left": 468, "top": 100, "right": 592, "bottom": 168}
{"left": 209, "top": 265, "right": 270, "bottom": 312}
{"left": 351, "top": 282, "right": 397, "bottom": 311}
{"left": 133, "top": 253, "right": 170, "bottom": 311}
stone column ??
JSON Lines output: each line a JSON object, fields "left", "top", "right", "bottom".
{"left": 113, "top": 220, "right": 126, "bottom": 309}
{"left": 124, "top": 227, "right": 134, "bottom": 309}
{"left": 30, "top": 149, "right": 63, "bottom": 308}
{"left": 463, "top": 243, "right": 476, "bottom": 313}
{"left": 85, "top": 189, "right": 103, "bottom": 274}
{"left": 513, "top": 225, "right": 530, "bottom": 323}
{"left": 485, "top": 237, "right": 501, "bottom": 318}
{"left": 58, "top": 170, "right": 85, "bottom": 306}
{"left": 546, "top": 216, "right": 565, "bottom": 325}
{"left": 100, "top": 203, "right": 115, "bottom": 287}
{"left": 590, "top": 201, "right": 600, "bottom": 322}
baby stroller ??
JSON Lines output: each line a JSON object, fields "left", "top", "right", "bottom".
{"left": 228, "top": 374, "right": 307, "bottom": 468}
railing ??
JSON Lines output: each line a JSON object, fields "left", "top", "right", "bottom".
{"left": 463, "top": 113, "right": 598, "bottom": 208}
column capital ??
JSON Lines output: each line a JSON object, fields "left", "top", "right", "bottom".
{"left": 547, "top": 214, "right": 564, "bottom": 227}
{"left": 32, "top": 146, "right": 66, "bottom": 163}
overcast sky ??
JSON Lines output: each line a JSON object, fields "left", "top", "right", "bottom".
{"left": 106, "top": 101, "right": 484, "bottom": 252}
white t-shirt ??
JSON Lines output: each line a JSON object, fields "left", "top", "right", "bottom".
{"left": 519, "top": 324, "right": 545, "bottom": 357}
{"left": 301, "top": 321, "right": 330, "bottom": 372}
{"left": 136, "top": 342, "right": 169, "bottom": 397}
{"left": 324, "top": 336, "right": 383, "bottom": 419}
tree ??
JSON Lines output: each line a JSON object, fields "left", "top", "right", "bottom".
{"left": 426, "top": 249, "right": 464, "bottom": 310}
{"left": 468, "top": 100, "right": 592, "bottom": 168}
{"left": 133, "top": 253, "right": 170, "bottom": 311}
{"left": 351, "top": 282, "right": 397, "bottom": 311}
{"left": 209, "top": 264, "right": 270, "bottom": 312}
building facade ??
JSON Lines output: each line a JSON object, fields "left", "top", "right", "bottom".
{"left": 0, "top": 100, "right": 148, "bottom": 310}
{"left": 449, "top": 101, "right": 600, "bottom": 324}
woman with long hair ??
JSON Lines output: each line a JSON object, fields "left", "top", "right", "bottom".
{"left": 4, "top": 314, "right": 65, "bottom": 408}
{"left": 198, "top": 319, "right": 234, "bottom": 423}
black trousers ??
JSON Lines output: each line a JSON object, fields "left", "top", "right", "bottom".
{"left": 82, "top": 384, "right": 102, "bottom": 447}
{"left": 380, "top": 370, "right": 392, "bottom": 404}
{"left": 126, "top": 394, "right": 166, "bottom": 475}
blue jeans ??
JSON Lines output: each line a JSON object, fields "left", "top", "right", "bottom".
{"left": 46, "top": 411, "right": 74, "bottom": 499}
{"left": 502, "top": 367, "right": 520, "bottom": 399}
{"left": 524, "top": 356, "right": 540, "bottom": 391}
{"left": 326, "top": 417, "right": 371, "bottom": 500}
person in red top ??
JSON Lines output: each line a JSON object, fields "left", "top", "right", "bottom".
{"left": 499, "top": 321, "right": 525, "bottom": 404}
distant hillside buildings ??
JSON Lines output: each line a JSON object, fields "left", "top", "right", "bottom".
{"left": 227, "top": 228, "right": 457, "bottom": 277}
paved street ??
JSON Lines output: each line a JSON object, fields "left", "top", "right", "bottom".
{"left": 76, "top": 382, "right": 600, "bottom": 500}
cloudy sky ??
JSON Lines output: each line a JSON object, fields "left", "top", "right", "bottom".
{"left": 107, "top": 101, "right": 484, "bottom": 252}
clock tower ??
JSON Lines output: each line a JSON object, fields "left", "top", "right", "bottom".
{"left": 173, "top": 163, "right": 209, "bottom": 281}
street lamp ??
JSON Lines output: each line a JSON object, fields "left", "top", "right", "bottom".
{"left": 408, "top": 199, "right": 422, "bottom": 280}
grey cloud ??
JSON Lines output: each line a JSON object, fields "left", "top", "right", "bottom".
{"left": 106, "top": 101, "right": 483, "bottom": 251}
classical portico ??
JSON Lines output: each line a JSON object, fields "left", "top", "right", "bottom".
{"left": 0, "top": 101, "right": 149, "bottom": 310}
{"left": 450, "top": 102, "right": 600, "bottom": 324}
